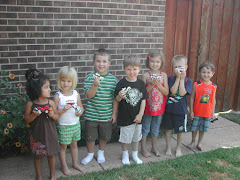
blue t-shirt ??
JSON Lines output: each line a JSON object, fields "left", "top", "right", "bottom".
{"left": 165, "top": 76, "right": 192, "bottom": 114}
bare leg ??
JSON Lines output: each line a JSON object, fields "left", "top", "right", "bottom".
{"left": 59, "top": 144, "right": 72, "bottom": 176}
{"left": 197, "top": 131, "right": 205, "bottom": 151}
{"left": 81, "top": 141, "right": 95, "bottom": 165}
{"left": 70, "top": 141, "right": 84, "bottom": 173}
{"left": 34, "top": 155, "right": 42, "bottom": 180}
{"left": 151, "top": 137, "right": 160, "bottom": 157}
{"left": 176, "top": 133, "right": 183, "bottom": 157}
{"left": 47, "top": 155, "right": 56, "bottom": 180}
{"left": 141, "top": 136, "right": 151, "bottom": 158}
{"left": 187, "top": 131, "right": 198, "bottom": 149}
{"left": 165, "top": 130, "right": 173, "bottom": 156}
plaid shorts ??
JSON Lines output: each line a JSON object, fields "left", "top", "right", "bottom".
{"left": 190, "top": 116, "right": 210, "bottom": 132}
{"left": 57, "top": 121, "right": 81, "bottom": 144}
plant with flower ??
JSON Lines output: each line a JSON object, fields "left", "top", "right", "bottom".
{"left": 0, "top": 71, "right": 30, "bottom": 157}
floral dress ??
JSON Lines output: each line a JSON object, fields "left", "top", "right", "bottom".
{"left": 29, "top": 101, "right": 60, "bottom": 156}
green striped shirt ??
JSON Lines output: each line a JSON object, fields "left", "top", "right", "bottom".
{"left": 84, "top": 72, "right": 118, "bottom": 122}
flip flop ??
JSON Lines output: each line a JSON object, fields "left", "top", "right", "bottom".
{"left": 197, "top": 145, "right": 202, "bottom": 151}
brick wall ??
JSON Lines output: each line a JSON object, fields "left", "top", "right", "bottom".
{"left": 0, "top": 0, "right": 166, "bottom": 107}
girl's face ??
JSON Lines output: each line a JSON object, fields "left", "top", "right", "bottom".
{"left": 41, "top": 80, "right": 51, "bottom": 98}
{"left": 149, "top": 57, "right": 162, "bottom": 72}
{"left": 60, "top": 77, "right": 73, "bottom": 92}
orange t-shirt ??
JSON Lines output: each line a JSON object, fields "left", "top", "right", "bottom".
{"left": 193, "top": 80, "right": 217, "bottom": 117}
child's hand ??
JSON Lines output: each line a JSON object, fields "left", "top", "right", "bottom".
{"left": 118, "top": 89, "right": 126, "bottom": 99}
{"left": 151, "top": 78, "right": 159, "bottom": 86}
{"left": 32, "top": 109, "right": 41, "bottom": 116}
{"left": 93, "top": 78, "right": 100, "bottom": 87}
{"left": 47, "top": 107, "right": 54, "bottom": 118}
{"left": 75, "top": 111, "right": 82, "bottom": 117}
{"left": 134, "top": 114, "right": 142, "bottom": 124}
{"left": 64, "top": 104, "right": 71, "bottom": 112}
{"left": 180, "top": 70, "right": 186, "bottom": 79}
{"left": 110, "top": 114, "right": 117, "bottom": 124}
{"left": 190, "top": 112, "right": 194, "bottom": 120}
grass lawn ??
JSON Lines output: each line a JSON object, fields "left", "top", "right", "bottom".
{"left": 58, "top": 147, "right": 240, "bottom": 180}
{"left": 58, "top": 112, "right": 240, "bottom": 180}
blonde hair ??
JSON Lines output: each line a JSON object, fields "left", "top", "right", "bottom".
{"left": 146, "top": 50, "right": 165, "bottom": 70}
{"left": 123, "top": 55, "right": 141, "bottom": 68}
{"left": 57, "top": 66, "right": 78, "bottom": 90}
{"left": 172, "top": 55, "right": 188, "bottom": 65}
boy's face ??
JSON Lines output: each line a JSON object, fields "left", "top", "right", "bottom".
{"left": 94, "top": 55, "right": 111, "bottom": 75}
{"left": 199, "top": 67, "right": 214, "bottom": 83}
{"left": 124, "top": 65, "right": 140, "bottom": 82}
{"left": 172, "top": 60, "right": 188, "bottom": 74}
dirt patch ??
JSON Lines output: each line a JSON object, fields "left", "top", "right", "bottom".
{"left": 209, "top": 171, "right": 229, "bottom": 180}
{"left": 215, "top": 159, "right": 231, "bottom": 168}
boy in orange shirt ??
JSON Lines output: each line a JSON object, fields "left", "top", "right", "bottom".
{"left": 188, "top": 61, "right": 217, "bottom": 151}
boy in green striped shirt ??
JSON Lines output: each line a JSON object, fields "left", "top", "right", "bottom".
{"left": 81, "top": 49, "right": 118, "bottom": 165}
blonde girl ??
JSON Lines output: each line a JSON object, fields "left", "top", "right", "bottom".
{"left": 53, "top": 66, "right": 84, "bottom": 176}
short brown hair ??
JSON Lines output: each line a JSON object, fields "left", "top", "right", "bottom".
{"left": 93, "top": 48, "right": 111, "bottom": 61}
{"left": 199, "top": 61, "right": 215, "bottom": 72}
{"left": 123, "top": 55, "right": 141, "bottom": 68}
{"left": 145, "top": 50, "right": 165, "bottom": 70}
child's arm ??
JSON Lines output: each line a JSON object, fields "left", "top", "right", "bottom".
{"left": 142, "top": 72, "right": 154, "bottom": 93}
{"left": 115, "top": 89, "right": 126, "bottom": 102}
{"left": 48, "top": 100, "right": 59, "bottom": 121}
{"left": 110, "top": 99, "right": 118, "bottom": 124}
{"left": 134, "top": 99, "right": 146, "bottom": 124}
{"left": 189, "top": 83, "right": 196, "bottom": 120}
{"left": 178, "top": 71, "right": 188, "bottom": 96}
{"left": 76, "top": 93, "right": 84, "bottom": 117}
{"left": 86, "top": 78, "right": 100, "bottom": 98}
{"left": 24, "top": 101, "right": 41, "bottom": 124}
{"left": 155, "top": 72, "right": 169, "bottom": 96}
{"left": 212, "top": 90, "right": 217, "bottom": 119}
{"left": 53, "top": 93, "right": 71, "bottom": 116}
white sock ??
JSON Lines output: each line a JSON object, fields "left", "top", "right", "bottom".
{"left": 97, "top": 150, "right": 105, "bottom": 164}
{"left": 122, "top": 150, "right": 130, "bottom": 165}
{"left": 81, "top": 152, "right": 94, "bottom": 165}
{"left": 132, "top": 151, "right": 143, "bottom": 164}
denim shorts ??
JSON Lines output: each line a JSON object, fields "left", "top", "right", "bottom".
{"left": 191, "top": 116, "right": 210, "bottom": 132}
{"left": 142, "top": 114, "right": 162, "bottom": 137}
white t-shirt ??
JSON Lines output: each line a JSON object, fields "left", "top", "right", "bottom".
{"left": 56, "top": 90, "right": 79, "bottom": 125}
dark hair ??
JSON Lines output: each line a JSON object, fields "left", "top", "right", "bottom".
{"left": 25, "top": 69, "right": 50, "bottom": 100}
{"left": 199, "top": 61, "right": 215, "bottom": 72}
{"left": 146, "top": 50, "right": 165, "bottom": 70}
{"left": 93, "top": 48, "right": 111, "bottom": 61}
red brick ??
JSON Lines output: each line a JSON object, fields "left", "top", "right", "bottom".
{"left": 9, "top": 45, "right": 26, "bottom": 51}
{"left": 19, "top": 13, "right": 35, "bottom": 18}
{"left": 17, "top": 0, "right": 35, "bottom": 5}
{"left": 28, "top": 57, "right": 44, "bottom": 62}
{"left": 7, "top": 6, "right": 25, "bottom": 12}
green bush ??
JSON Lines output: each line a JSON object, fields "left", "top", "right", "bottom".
{"left": 0, "top": 71, "right": 30, "bottom": 157}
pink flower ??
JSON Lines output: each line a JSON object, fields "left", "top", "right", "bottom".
{"left": 17, "top": 83, "right": 22, "bottom": 87}
{"left": 1, "top": 110, "right": 6, "bottom": 114}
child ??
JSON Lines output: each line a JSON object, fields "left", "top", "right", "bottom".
{"left": 24, "top": 69, "right": 60, "bottom": 180}
{"left": 163, "top": 55, "right": 192, "bottom": 157}
{"left": 81, "top": 48, "right": 118, "bottom": 165}
{"left": 141, "top": 50, "right": 169, "bottom": 158}
{"left": 114, "top": 55, "right": 148, "bottom": 165}
{"left": 53, "top": 66, "right": 84, "bottom": 176}
{"left": 188, "top": 61, "right": 217, "bottom": 151}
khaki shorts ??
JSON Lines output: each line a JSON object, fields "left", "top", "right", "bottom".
{"left": 85, "top": 121, "right": 112, "bottom": 142}
{"left": 57, "top": 121, "right": 81, "bottom": 145}
{"left": 119, "top": 123, "right": 142, "bottom": 144}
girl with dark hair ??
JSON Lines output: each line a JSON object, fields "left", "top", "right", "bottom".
{"left": 24, "top": 69, "right": 60, "bottom": 180}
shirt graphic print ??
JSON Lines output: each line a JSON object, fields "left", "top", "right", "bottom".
{"left": 124, "top": 88, "right": 143, "bottom": 107}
